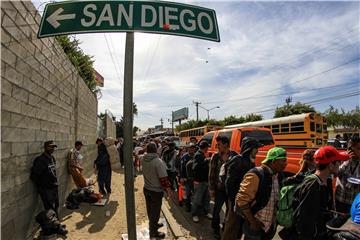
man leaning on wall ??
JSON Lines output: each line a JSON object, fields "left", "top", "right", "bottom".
{"left": 30, "top": 140, "right": 68, "bottom": 236}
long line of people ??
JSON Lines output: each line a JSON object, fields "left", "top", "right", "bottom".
{"left": 134, "top": 135, "right": 360, "bottom": 240}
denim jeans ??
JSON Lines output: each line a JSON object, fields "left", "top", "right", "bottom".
{"left": 183, "top": 180, "right": 193, "bottom": 210}
{"left": 192, "top": 181, "right": 210, "bottom": 216}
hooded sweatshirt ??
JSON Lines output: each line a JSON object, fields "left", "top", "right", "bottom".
{"left": 225, "top": 138, "right": 259, "bottom": 205}
{"left": 141, "top": 153, "right": 168, "bottom": 192}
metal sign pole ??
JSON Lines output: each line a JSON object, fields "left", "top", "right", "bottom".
{"left": 123, "top": 32, "right": 136, "bottom": 240}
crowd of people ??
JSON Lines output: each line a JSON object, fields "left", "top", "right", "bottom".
{"left": 29, "top": 134, "right": 360, "bottom": 239}
{"left": 135, "top": 135, "right": 360, "bottom": 240}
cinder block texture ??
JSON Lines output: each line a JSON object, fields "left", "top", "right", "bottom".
{"left": 1, "top": 1, "right": 98, "bottom": 239}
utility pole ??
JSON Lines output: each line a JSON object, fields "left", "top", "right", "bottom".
{"left": 171, "top": 112, "right": 174, "bottom": 134}
{"left": 123, "top": 32, "right": 136, "bottom": 240}
{"left": 198, "top": 105, "right": 220, "bottom": 120}
{"left": 193, "top": 100, "right": 201, "bottom": 121}
{"left": 160, "top": 118, "right": 163, "bottom": 130}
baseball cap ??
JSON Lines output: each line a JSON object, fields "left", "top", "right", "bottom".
{"left": 44, "top": 140, "right": 57, "bottom": 148}
{"left": 262, "top": 147, "right": 287, "bottom": 164}
{"left": 199, "top": 141, "right": 210, "bottom": 148}
{"left": 314, "top": 146, "right": 351, "bottom": 164}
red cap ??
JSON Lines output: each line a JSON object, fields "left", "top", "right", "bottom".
{"left": 314, "top": 146, "right": 351, "bottom": 164}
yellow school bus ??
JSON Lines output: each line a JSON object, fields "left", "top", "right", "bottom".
{"left": 225, "top": 113, "right": 328, "bottom": 148}
{"left": 179, "top": 125, "right": 223, "bottom": 144}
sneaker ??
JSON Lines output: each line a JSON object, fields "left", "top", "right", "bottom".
{"left": 192, "top": 215, "right": 199, "bottom": 223}
{"left": 150, "top": 231, "right": 166, "bottom": 239}
{"left": 206, "top": 213, "right": 213, "bottom": 219}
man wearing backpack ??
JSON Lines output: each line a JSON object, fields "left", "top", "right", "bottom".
{"left": 162, "top": 142, "right": 178, "bottom": 191}
{"left": 235, "top": 147, "right": 287, "bottom": 240}
{"left": 180, "top": 143, "right": 197, "bottom": 212}
{"left": 293, "top": 146, "right": 351, "bottom": 240}
{"left": 209, "top": 136, "right": 238, "bottom": 239}
{"left": 277, "top": 149, "right": 316, "bottom": 239}
{"left": 222, "top": 137, "right": 263, "bottom": 240}
{"left": 192, "top": 141, "right": 212, "bottom": 223}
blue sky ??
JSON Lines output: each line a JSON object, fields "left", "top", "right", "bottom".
{"left": 32, "top": 0, "right": 359, "bottom": 131}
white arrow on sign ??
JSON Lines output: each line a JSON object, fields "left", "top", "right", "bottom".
{"left": 46, "top": 8, "right": 76, "bottom": 29}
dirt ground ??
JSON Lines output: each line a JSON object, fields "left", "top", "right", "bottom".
{"left": 35, "top": 168, "right": 172, "bottom": 240}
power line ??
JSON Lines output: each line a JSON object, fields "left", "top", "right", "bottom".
{"left": 247, "top": 90, "right": 359, "bottom": 115}
{"left": 203, "top": 81, "right": 359, "bottom": 105}
{"left": 203, "top": 56, "right": 360, "bottom": 104}
{"left": 104, "top": 33, "right": 122, "bottom": 83}
{"left": 142, "top": 35, "right": 162, "bottom": 83}
{"left": 220, "top": 27, "right": 358, "bottom": 91}
{"left": 157, "top": 80, "right": 359, "bottom": 108}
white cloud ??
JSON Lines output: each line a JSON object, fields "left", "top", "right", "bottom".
{"left": 32, "top": 0, "right": 359, "bottom": 130}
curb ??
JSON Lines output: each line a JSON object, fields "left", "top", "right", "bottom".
{"left": 161, "top": 200, "right": 185, "bottom": 239}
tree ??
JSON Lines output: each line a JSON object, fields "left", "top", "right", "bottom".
{"left": 324, "top": 106, "right": 360, "bottom": 129}
{"left": 133, "top": 103, "right": 138, "bottom": 116}
{"left": 115, "top": 102, "right": 139, "bottom": 138}
{"left": 274, "top": 101, "right": 315, "bottom": 118}
{"left": 55, "top": 36, "right": 97, "bottom": 92}
{"left": 175, "top": 113, "right": 263, "bottom": 131}
{"left": 323, "top": 105, "right": 341, "bottom": 128}
{"left": 223, "top": 115, "right": 244, "bottom": 126}
{"left": 244, "top": 113, "right": 263, "bottom": 122}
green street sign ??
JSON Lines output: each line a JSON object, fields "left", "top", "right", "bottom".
{"left": 38, "top": 0, "right": 220, "bottom": 42}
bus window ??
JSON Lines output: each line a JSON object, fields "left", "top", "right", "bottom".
{"left": 272, "top": 125, "right": 279, "bottom": 133}
{"left": 316, "top": 124, "right": 322, "bottom": 133}
{"left": 200, "top": 128, "right": 204, "bottom": 136}
{"left": 217, "top": 131, "right": 233, "bottom": 142}
{"left": 281, "top": 124, "right": 289, "bottom": 133}
{"left": 241, "top": 130, "right": 274, "bottom": 146}
{"left": 310, "top": 122, "right": 315, "bottom": 132}
{"left": 264, "top": 125, "right": 271, "bottom": 129}
{"left": 291, "top": 122, "right": 304, "bottom": 132}
{"left": 202, "top": 132, "right": 214, "bottom": 145}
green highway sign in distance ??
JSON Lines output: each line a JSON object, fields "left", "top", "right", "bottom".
{"left": 38, "top": 0, "right": 220, "bottom": 42}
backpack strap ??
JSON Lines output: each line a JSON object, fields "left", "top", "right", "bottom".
{"left": 249, "top": 167, "right": 272, "bottom": 214}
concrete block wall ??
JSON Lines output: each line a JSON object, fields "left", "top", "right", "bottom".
{"left": 1, "top": 1, "right": 98, "bottom": 239}
{"left": 105, "top": 114, "right": 116, "bottom": 138}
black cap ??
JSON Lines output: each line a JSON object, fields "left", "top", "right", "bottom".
{"left": 199, "top": 141, "right": 210, "bottom": 148}
{"left": 241, "top": 137, "right": 264, "bottom": 148}
{"left": 75, "top": 141, "right": 83, "bottom": 146}
{"left": 96, "top": 137, "right": 103, "bottom": 144}
{"left": 44, "top": 140, "right": 57, "bottom": 147}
